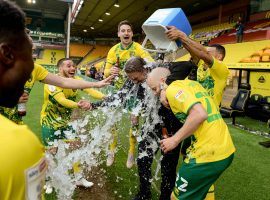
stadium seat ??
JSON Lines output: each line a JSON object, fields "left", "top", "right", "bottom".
{"left": 261, "top": 52, "right": 270, "bottom": 62}
{"left": 240, "top": 57, "right": 253, "bottom": 63}
{"left": 261, "top": 96, "right": 270, "bottom": 120}
{"left": 246, "top": 95, "right": 270, "bottom": 122}
{"left": 246, "top": 94, "right": 263, "bottom": 120}
{"left": 251, "top": 56, "right": 260, "bottom": 62}
{"left": 220, "top": 83, "right": 251, "bottom": 125}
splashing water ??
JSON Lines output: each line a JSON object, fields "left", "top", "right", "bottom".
{"left": 45, "top": 82, "right": 164, "bottom": 199}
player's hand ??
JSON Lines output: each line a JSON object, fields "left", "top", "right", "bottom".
{"left": 77, "top": 100, "right": 92, "bottom": 110}
{"left": 130, "top": 114, "right": 139, "bottom": 126}
{"left": 160, "top": 90, "right": 170, "bottom": 109}
{"left": 110, "top": 66, "right": 120, "bottom": 76}
{"left": 95, "top": 76, "right": 114, "bottom": 88}
{"left": 18, "top": 92, "right": 29, "bottom": 103}
{"left": 160, "top": 136, "right": 179, "bottom": 153}
{"left": 166, "top": 26, "right": 187, "bottom": 41}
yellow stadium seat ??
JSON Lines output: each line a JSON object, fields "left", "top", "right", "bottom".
{"left": 261, "top": 52, "right": 270, "bottom": 62}
{"left": 70, "top": 43, "right": 93, "bottom": 57}
{"left": 251, "top": 56, "right": 261, "bottom": 62}
{"left": 263, "top": 49, "right": 270, "bottom": 54}
{"left": 77, "top": 45, "right": 111, "bottom": 68}
{"left": 240, "top": 57, "right": 253, "bottom": 63}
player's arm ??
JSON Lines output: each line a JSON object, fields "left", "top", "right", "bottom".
{"left": 42, "top": 73, "right": 113, "bottom": 89}
{"left": 104, "top": 48, "right": 119, "bottom": 77}
{"left": 53, "top": 92, "right": 91, "bottom": 110}
{"left": 83, "top": 88, "right": 105, "bottom": 100}
{"left": 166, "top": 26, "right": 213, "bottom": 66}
{"left": 160, "top": 103, "right": 207, "bottom": 153}
{"left": 104, "top": 61, "right": 113, "bottom": 77}
{"left": 53, "top": 92, "right": 79, "bottom": 108}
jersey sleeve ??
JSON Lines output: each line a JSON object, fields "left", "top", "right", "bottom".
{"left": 83, "top": 88, "right": 105, "bottom": 100}
{"left": 104, "top": 47, "right": 116, "bottom": 77}
{"left": 44, "top": 84, "right": 78, "bottom": 108}
{"left": 210, "top": 58, "right": 229, "bottom": 80}
{"left": 166, "top": 83, "right": 200, "bottom": 115}
{"left": 34, "top": 64, "right": 49, "bottom": 81}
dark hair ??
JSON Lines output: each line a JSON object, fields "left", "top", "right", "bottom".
{"left": 57, "top": 58, "right": 72, "bottom": 68}
{"left": 0, "top": 0, "right": 25, "bottom": 43}
{"left": 165, "top": 61, "right": 196, "bottom": 85}
{"left": 209, "top": 44, "right": 226, "bottom": 60}
{"left": 118, "top": 20, "right": 133, "bottom": 32}
{"left": 124, "top": 56, "right": 146, "bottom": 73}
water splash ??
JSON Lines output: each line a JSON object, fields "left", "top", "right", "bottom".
{"left": 45, "top": 82, "right": 163, "bottom": 199}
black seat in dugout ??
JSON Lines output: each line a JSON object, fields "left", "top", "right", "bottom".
{"left": 220, "top": 83, "right": 251, "bottom": 125}
{"left": 246, "top": 94, "right": 263, "bottom": 120}
{"left": 261, "top": 96, "right": 270, "bottom": 121}
{"left": 246, "top": 95, "right": 270, "bottom": 122}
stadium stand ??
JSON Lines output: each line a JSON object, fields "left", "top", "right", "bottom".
{"left": 240, "top": 46, "right": 270, "bottom": 63}
{"left": 77, "top": 45, "right": 111, "bottom": 68}
{"left": 35, "top": 49, "right": 65, "bottom": 73}
{"left": 70, "top": 43, "right": 94, "bottom": 58}
{"left": 191, "top": 22, "right": 234, "bottom": 43}
{"left": 210, "top": 19, "right": 270, "bottom": 44}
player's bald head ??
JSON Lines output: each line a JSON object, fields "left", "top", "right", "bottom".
{"left": 147, "top": 67, "right": 171, "bottom": 83}
{"left": 146, "top": 67, "right": 170, "bottom": 96}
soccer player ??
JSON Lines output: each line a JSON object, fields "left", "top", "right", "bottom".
{"left": 146, "top": 67, "right": 235, "bottom": 200}
{"left": 40, "top": 58, "right": 105, "bottom": 187}
{"left": 41, "top": 58, "right": 105, "bottom": 143}
{"left": 166, "top": 26, "right": 229, "bottom": 108}
{"left": 0, "top": 0, "right": 46, "bottom": 199}
{"left": 166, "top": 26, "right": 230, "bottom": 199}
{"left": 104, "top": 20, "right": 154, "bottom": 168}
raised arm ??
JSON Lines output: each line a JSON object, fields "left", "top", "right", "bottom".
{"left": 166, "top": 26, "right": 213, "bottom": 66}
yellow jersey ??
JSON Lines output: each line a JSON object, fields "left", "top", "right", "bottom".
{"left": 0, "top": 64, "right": 48, "bottom": 124}
{"left": 41, "top": 76, "right": 104, "bottom": 130}
{"left": 166, "top": 80, "right": 235, "bottom": 163}
{"left": 104, "top": 42, "right": 153, "bottom": 89}
{"left": 0, "top": 114, "right": 46, "bottom": 200}
{"left": 197, "top": 58, "right": 229, "bottom": 107}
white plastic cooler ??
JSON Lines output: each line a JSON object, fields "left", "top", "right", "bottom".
{"left": 142, "top": 8, "right": 192, "bottom": 52}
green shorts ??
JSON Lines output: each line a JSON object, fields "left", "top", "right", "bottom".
{"left": 41, "top": 125, "right": 74, "bottom": 146}
{"left": 173, "top": 154, "right": 234, "bottom": 200}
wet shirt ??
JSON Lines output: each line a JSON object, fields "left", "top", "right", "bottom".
{"left": 166, "top": 80, "right": 235, "bottom": 163}
{"left": 104, "top": 42, "right": 153, "bottom": 89}
{"left": 197, "top": 58, "right": 229, "bottom": 107}
{"left": 0, "top": 64, "right": 48, "bottom": 124}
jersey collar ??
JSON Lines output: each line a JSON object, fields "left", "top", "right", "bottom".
{"left": 120, "top": 42, "right": 133, "bottom": 50}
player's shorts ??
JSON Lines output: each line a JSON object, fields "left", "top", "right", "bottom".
{"left": 41, "top": 125, "right": 74, "bottom": 146}
{"left": 172, "top": 153, "right": 234, "bottom": 200}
